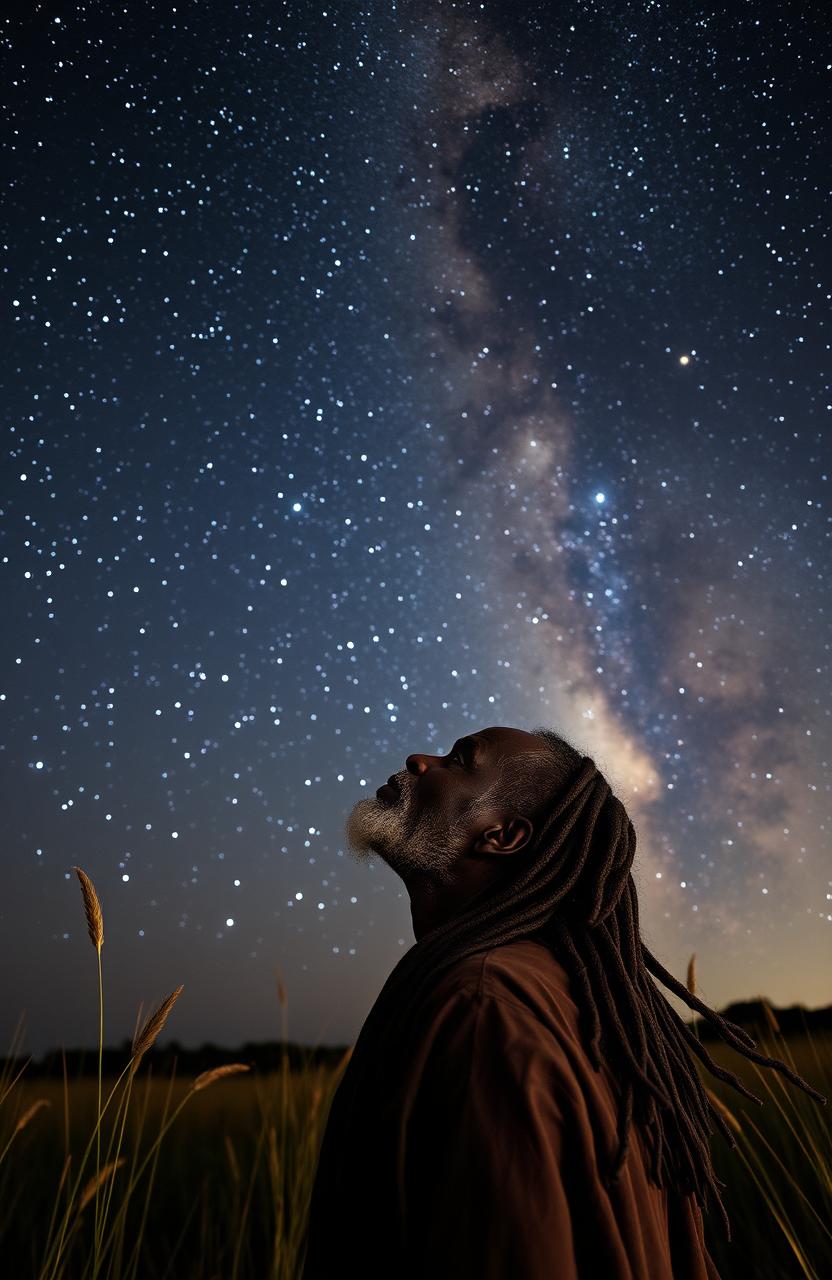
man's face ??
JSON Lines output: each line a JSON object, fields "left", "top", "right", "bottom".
{"left": 344, "top": 725, "right": 548, "bottom": 887}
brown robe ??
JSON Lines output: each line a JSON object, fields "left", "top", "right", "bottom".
{"left": 301, "top": 936, "right": 722, "bottom": 1279}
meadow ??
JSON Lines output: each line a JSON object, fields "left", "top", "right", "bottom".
{"left": 1, "top": 869, "right": 829, "bottom": 1279}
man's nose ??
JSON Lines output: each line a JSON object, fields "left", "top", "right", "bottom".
{"left": 405, "top": 752, "right": 441, "bottom": 774}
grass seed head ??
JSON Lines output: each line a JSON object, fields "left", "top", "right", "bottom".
{"left": 130, "top": 985, "right": 184, "bottom": 1072}
{"left": 72, "top": 866, "right": 103, "bottom": 951}
{"left": 192, "top": 1063, "right": 250, "bottom": 1093}
{"left": 77, "top": 1159, "right": 125, "bottom": 1213}
{"left": 14, "top": 1098, "right": 51, "bottom": 1135}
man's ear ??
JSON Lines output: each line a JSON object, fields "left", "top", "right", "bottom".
{"left": 472, "top": 815, "right": 534, "bottom": 856}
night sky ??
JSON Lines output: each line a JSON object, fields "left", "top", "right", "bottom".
{"left": 3, "top": 2, "right": 829, "bottom": 1058}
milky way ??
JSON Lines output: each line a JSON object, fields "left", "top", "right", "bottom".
{"left": 3, "top": 3, "right": 829, "bottom": 1055}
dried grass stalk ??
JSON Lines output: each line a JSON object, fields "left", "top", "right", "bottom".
{"left": 130, "top": 985, "right": 184, "bottom": 1071}
{"left": 686, "top": 953, "right": 697, "bottom": 998}
{"left": 267, "top": 1123, "right": 280, "bottom": 1186}
{"left": 77, "top": 1159, "right": 125, "bottom": 1213}
{"left": 225, "top": 1133, "right": 240, "bottom": 1183}
{"left": 761, "top": 998, "right": 781, "bottom": 1035}
{"left": 72, "top": 867, "right": 103, "bottom": 951}
{"left": 192, "top": 1062, "right": 250, "bottom": 1093}
{"left": 14, "top": 1097, "right": 50, "bottom": 1135}
{"left": 57, "top": 1152, "right": 72, "bottom": 1197}
{"left": 704, "top": 1085, "right": 742, "bottom": 1135}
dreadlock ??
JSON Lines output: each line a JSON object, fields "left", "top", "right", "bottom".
{"left": 330, "top": 726, "right": 827, "bottom": 1250}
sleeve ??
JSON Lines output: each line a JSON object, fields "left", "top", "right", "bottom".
{"left": 399, "top": 990, "right": 582, "bottom": 1280}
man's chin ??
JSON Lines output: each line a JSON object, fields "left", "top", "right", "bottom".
{"left": 347, "top": 843, "right": 412, "bottom": 883}
{"left": 346, "top": 839, "right": 385, "bottom": 863}
{"left": 344, "top": 799, "right": 396, "bottom": 862}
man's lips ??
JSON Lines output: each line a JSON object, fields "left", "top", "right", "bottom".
{"left": 376, "top": 776, "right": 401, "bottom": 799}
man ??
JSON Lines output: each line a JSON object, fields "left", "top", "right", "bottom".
{"left": 300, "top": 725, "right": 824, "bottom": 1279}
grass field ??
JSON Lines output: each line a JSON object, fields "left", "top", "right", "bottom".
{"left": 1, "top": 868, "right": 829, "bottom": 1278}
{"left": 3, "top": 1026, "right": 830, "bottom": 1278}
{"left": 1, "top": 1046, "right": 344, "bottom": 1280}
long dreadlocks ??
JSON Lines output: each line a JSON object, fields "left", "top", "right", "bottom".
{"left": 330, "top": 726, "right": 827, "bottom": 1248}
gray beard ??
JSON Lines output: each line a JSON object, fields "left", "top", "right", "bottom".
{"left": 344, "top": 779, "right": 471, "bottom": 888}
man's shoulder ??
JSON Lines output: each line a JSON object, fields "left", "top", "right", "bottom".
{"left": 413, "top": 939, "right": 584, "bottom": 1090}
{"left": 429, "top": 936, "right": 576, "bottom": 1025}
{"left": 481, "top": 937, "right": 576, "bottom": 1019}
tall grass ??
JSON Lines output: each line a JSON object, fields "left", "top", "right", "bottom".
{"left": 702, "top": 1026, "right": 832, "bottom": 1278}
{"left": 0, "top": 867, "right": 349, "bottom": 1279}
{"left": 686, "top": 954, "right": 832, "bottom": 1279}
{"left": 71, "top": 868, "right": 104, "bottom": 1271}
{"left": 0, "top": 884, "right": 828, "bottom": 1277}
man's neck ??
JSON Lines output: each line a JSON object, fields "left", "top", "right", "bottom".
{"left": 405, "top": 865, "right": 506, "bottom": 942}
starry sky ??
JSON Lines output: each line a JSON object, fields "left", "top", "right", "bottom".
{"left": 3, "top": 2, "right": 829, "bottom": 1058}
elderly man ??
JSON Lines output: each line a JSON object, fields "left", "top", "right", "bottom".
{"left": 300, "top": 724, "right": 823, "bottom": 1279}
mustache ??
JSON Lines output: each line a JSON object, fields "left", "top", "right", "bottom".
{"left": 383, "top": 773, "right": 409, "bottom": 798}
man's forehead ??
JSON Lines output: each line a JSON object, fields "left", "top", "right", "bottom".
{"left": 470, "top": 726, "right": 541, "bottom": 753}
